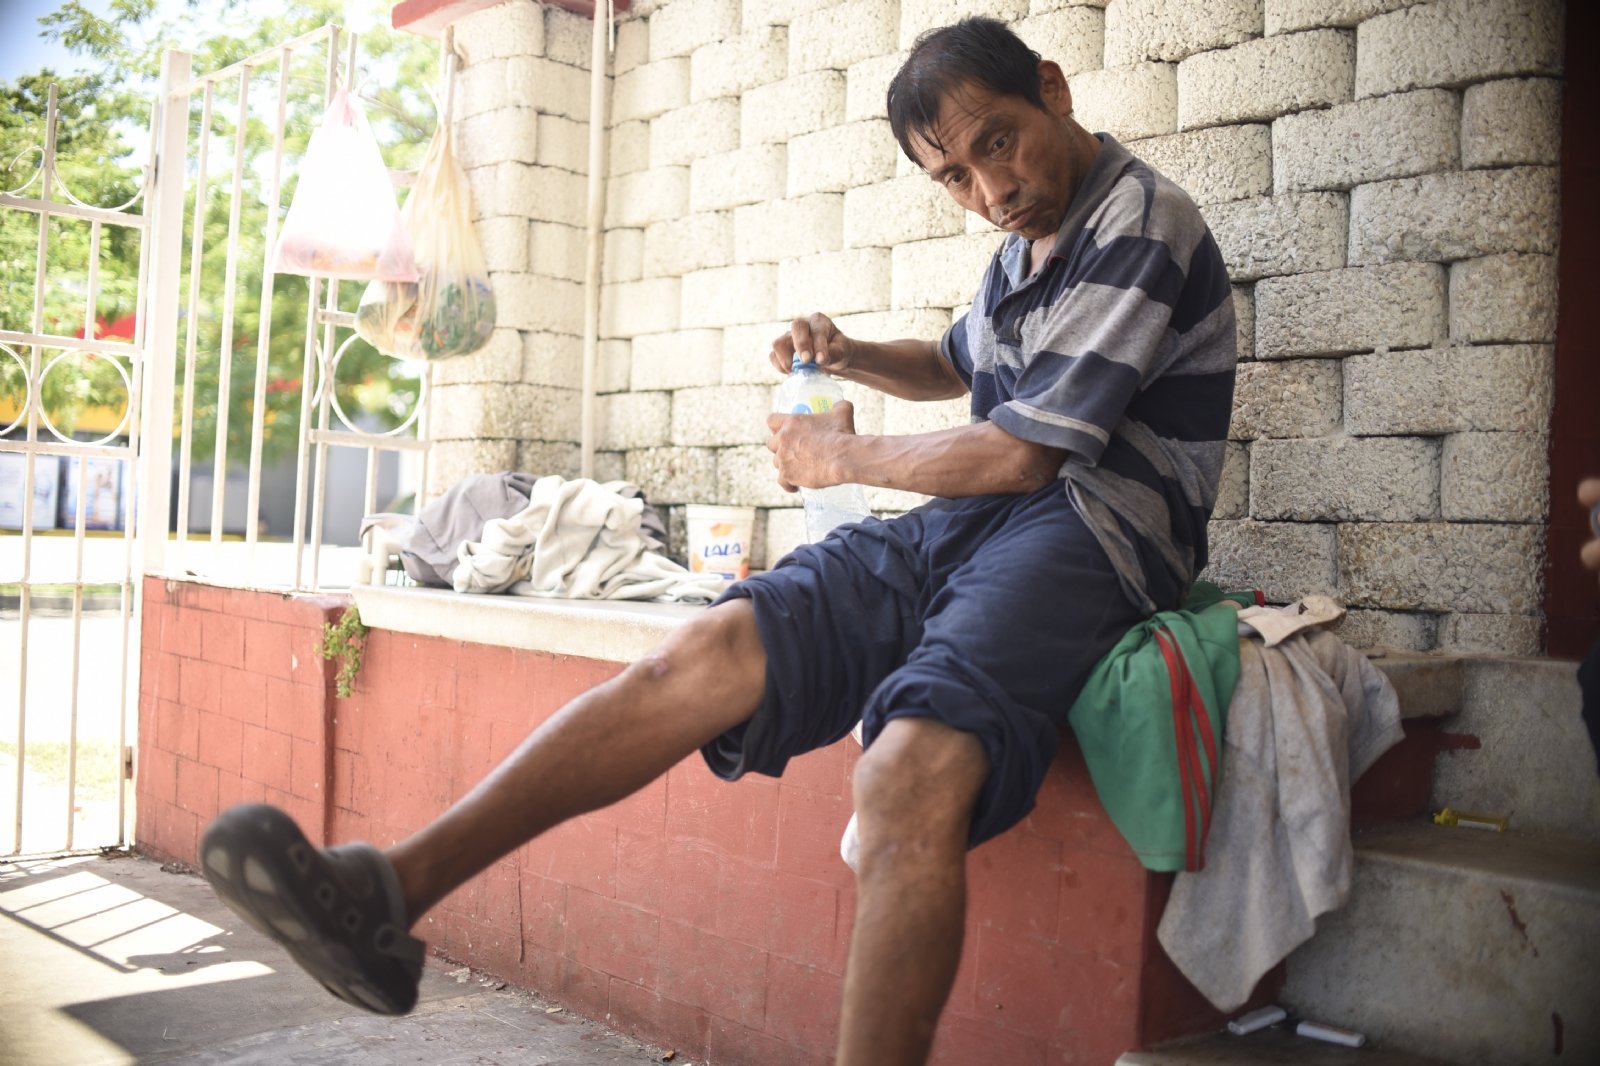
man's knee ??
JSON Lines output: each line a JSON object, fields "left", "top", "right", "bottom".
{"left": 852, "top": 718, "right": 988, "bottom": 849}
{"left": 624, "top": 598, "right": 766, "bottom": 710}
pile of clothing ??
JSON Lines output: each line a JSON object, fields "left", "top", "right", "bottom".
{"left": 1075, "top": 587, "right": 1403, "bottom": 1010}
{"left": 364, "top": 472, "right": 724, "bottom": 604}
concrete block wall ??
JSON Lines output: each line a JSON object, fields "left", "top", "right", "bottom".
{"left": 436, "top": 2, "right": 609, "bottom": 493}
{"left": 443, "top": 0, "right": 1564, "bottom": 652}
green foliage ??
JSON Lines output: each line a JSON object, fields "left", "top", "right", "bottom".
{"left": 1, "top": 0, "right": 434, "bottom": 461}
{"left": 38, "top": 0, "right": 161, "bottom": 62}
{"left": 319, "top": 603, "right": 368, "bottom": 698}
{"left": 1, "top": 67, "right": 146, "bottom": 436}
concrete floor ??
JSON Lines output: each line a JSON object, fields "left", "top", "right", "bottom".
{"left": 0, "top": 851, "right": 676, "bottom": 1065}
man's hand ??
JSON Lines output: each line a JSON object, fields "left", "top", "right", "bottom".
{"left": 1581, "top": 479, "right": 1600, "bottom": 589}
{"left": 767, "top": 400, "right": 858, "bottom": 493}
{"left": 768, "top": 311, "right": 964, "bottom": 402}
{"left": 772, "top": 313, "right": 854, "bottom": 377}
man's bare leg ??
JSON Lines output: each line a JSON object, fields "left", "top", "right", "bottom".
{"left": 386, "top": 597, "right": 768, "bottom": 922}
{"left": 836, "top": 717, "right": 989, "bottom": 1066}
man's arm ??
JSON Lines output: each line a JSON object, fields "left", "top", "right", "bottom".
{"left": 767, "top": 311, "right": 1061, "bottom": 496}
{"left": 771, "top": 313, "right": 967, "bottom": 402}
{"left": 767, "top": 404, "right": 1065, "bottom": 498}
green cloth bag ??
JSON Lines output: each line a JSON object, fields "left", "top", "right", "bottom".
{"left": 1066, "top": 582, "right": 1255, "bottom": 872}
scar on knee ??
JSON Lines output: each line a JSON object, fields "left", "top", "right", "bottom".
{"left": 633, "top": 652, "right": 673, "bottom": 681}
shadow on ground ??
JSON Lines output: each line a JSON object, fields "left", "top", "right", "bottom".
{"left": 0, "top": 852, "right": 672, "bottom": 1065}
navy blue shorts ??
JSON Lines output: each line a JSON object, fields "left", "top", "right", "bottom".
{"left": 701, "top": 482, "right": 1181, "bottom": 846}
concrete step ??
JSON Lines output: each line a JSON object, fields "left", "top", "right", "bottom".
{"left": 1281, "top": 821, "right": 1600, "bottom": 1066}
{"left": 1367, "top": 653, "right": 1463, "bottom": 722}
{"left": 1429, "top": 657, "right": 1600, "bottom": 842}
{"left": 1119, "top": 1026, "right": 1453, "bottom": 1065}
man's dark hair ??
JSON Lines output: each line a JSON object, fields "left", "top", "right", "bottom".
{"left": 886, "top": 17, "right": 1045, "bottom": 168}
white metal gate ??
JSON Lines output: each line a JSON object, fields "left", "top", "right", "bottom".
{"left": 1, "top": 25, "right": 437, "bottom": 857}
{"left": 0, "top": 71, "right": 167, "bottom": 856}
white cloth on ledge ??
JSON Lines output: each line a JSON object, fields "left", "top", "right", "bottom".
{"left": 1156, "top": 607, "right": 1403, "bottom": 1011}
{"left": 452, "top": 476, "right": 726, "bottom": 604}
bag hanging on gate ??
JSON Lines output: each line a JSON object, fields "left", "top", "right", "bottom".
{"left": 356, "top": 121, "right": 495, "bottom": 360}
{"left": 274, "top": 87, "right": 418, "bottom": 283}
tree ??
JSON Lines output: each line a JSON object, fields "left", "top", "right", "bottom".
{"left": 1, "top": 59, "right": 147, "bottom": 439}
{"left": 0, "top": 0, "right": 437, "bottom": 463}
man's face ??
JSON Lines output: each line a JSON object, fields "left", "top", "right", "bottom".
{"left": 911, "top": 64, "right": 1083, "bottom": 242}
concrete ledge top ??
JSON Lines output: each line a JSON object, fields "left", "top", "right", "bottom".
{"left": 1365, "top": 652, "right": 1462, "bottom": 719}
{"left": 350, "top": 585, "right": 1475, "bottom": 709}
{"left": 351, "top": 584, "right": 702, "bottom": 664}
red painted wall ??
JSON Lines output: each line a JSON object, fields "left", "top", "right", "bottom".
{"left": 138, "top": 578, "right": 1263, "bottom": 1065}
{"left": 137, "top": 579, "right": 350, "bottom": 861}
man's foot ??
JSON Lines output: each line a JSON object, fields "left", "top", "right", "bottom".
{"left": 200, "top": 803, "right": 425, "bottom": 1015}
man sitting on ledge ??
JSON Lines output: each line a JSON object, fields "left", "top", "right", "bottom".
{"left": 199, "top": 18, "right": 1236, "bottom": 1066}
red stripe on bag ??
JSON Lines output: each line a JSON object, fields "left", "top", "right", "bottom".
{"left": 1159, "top": 626, "right": 1223, "bottom": 872}
{"left": 1155, "top": 628, "right": 1201, "bottom": 871}
{"left": 1175, "top": 638, "right": 1208, "bottom": 870}
{"left": 1183, "top": 648, "right": 1217, "bottom": 865}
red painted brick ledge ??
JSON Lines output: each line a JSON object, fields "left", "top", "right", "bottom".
{"left": 136, "top": 577, "right": 1269, "bottom": 1065}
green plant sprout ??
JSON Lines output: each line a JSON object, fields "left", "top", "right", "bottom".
{"left": 319, "top": 605, "right": 368, "bottom": 699}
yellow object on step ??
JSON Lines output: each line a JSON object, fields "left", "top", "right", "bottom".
{"left": 1433, "top": 806, "right": 1509, "bottom": 832}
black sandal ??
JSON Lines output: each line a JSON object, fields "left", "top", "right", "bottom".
{"left": 200, "top": 804, "right": 425, "bottom": 1015}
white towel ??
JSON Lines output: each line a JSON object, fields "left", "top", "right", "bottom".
{"left": 452, "top": 476, "right": 727, "bottom": 604}
{"left": 1156, "top": 626, "right": 1403, "bottom": 1010}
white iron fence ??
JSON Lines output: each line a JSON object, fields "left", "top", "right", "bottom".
{"left": 1, "top": 76, "right": 153, "bottom": 857}
{"left": 160, "top": 25, "right": 438, "bottom": 591}
{"left": 1, "top": 26, "right": 443, "bottom": 856}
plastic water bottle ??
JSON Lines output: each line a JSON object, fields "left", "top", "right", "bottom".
{"left": 773, "top": 357, "right": 873, "bottom": 542}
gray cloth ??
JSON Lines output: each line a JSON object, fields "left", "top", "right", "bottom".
{"left": 399, "top": 472, "right": 665, "bottom": 588}
{"left": 1156, "top": 626, "right": 1403, "bottom": 1010}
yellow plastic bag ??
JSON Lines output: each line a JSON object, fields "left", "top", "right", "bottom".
{"left": 357, "top": 124, "right": 494, "bottom": 359}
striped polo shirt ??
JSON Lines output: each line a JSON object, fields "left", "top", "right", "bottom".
{"left": 940, "top": 134, "right": 1236, "bottom": 612}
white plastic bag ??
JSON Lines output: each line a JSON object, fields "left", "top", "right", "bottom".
{"left": 357, "top": 122, "right": 494, "bottom": 359}
{"left": 274, "top": 88, "right": 417, "bottom": 282}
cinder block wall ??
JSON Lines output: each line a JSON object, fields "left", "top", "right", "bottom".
{"left": 437, "top": 0, "right": 1565, "bottom": 655}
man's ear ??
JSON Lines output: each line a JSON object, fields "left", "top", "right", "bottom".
{"left": 1038, "top": 60, "right": 1072, "bottom": 119}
